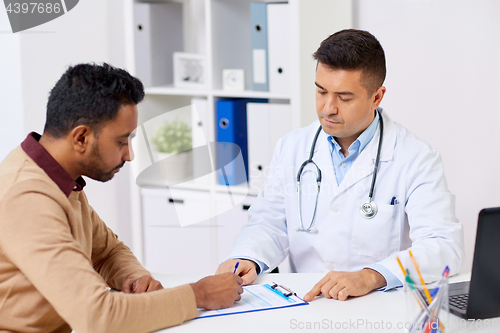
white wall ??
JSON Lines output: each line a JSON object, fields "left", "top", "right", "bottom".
{"left": 0, "top": 9, "right": 24, "bottom": 160}
{"left": 0, "top": 0, "right": 133, "bottom": 248}
{"left": 297, "top": 0, "right": 353, "bottom": 127}
{"left": 354, "top": 0, "right": 500, "bottom": 272}
{"left": 3, "top": 0, "right": 498, "bottom": 273}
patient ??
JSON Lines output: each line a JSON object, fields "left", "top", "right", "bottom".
{"left": 0, "top": 63, "right": 243, "bottom": 333}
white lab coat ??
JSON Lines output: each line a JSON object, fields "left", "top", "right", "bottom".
{"left": 228, "top": 110, "right": 464, "bottom": 284}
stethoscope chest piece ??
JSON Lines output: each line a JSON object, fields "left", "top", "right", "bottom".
{"left": 360, "top": 201, "right": 378, "bottom": 219}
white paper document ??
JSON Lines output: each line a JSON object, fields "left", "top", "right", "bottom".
{"left": 196, "top": 282, "right": 308, "bottom": 319}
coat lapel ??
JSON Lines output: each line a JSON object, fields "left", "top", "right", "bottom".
{"left": 329, "top": 110, "right": 397, "bottom": 200}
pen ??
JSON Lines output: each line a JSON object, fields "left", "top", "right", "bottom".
{"left": 429, "top": 289, "right": 446, "bottom": 333}
{"left": 407, "top": 282, "right": 446, "bottom": 333}
{"left": 233, "top": 261, "right": 239, "bottom": 274}
{"left": 398, "top": 257, "right": 446, "bottom": 333}
{"left": 429, "top": 267, "right": 450, "bottom": 333}
{"left": 390, "top": 196, "right": 396, "bottom": 205}
{"left": 406, "top": 272, "right": 439, "bottom": 333}
{"left": 407, "top": 257, "right": 443, "bottom": 333}
{"left": 430, "top": 266, "right": 450, "bottom": 299}
{"left": 406, "top": 273, "right": 432, "bottom": 316}
{"left": 409, "top": 250, "right": 433, "bottom": 303}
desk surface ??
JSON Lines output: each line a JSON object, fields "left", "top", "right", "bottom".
{"left": 153, "top": 272, "right": 498, "bottom": 333}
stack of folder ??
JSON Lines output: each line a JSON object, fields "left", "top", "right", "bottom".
{"left": 215, "top": 98, "right": 266, "bottom": 186}
{"left": 214, "top": 99, "right": 292, "bottom": 189}
{"left": 251, "top": 2, "right": 290, "bottom": 94}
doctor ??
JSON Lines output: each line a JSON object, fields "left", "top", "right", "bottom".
{"left": 216, "top": 29, "right": 464, "bottom": 301}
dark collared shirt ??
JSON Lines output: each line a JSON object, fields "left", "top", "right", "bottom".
{"left": 21, "top": 132, "right": 86, "bottom": 197}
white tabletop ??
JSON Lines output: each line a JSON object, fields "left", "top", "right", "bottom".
{"left": 152, "top": 272, "right": 498, "bottom": 333}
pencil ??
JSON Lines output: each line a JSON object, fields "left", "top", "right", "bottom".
{"left": 408, "top": 251, "right": 433, "bottom": 304}
{"left": 396, "top": 256, "right": 406, "bottom": 276}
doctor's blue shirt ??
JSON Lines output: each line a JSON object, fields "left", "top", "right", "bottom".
{"left": 327, "top": 111, "right": 380, "bottom": 185}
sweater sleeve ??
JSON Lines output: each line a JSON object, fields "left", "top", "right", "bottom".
{"left": 84, "top": 192, "right": 151, "bottom": 289}
{"left": 0, "top": 183, "right": 198, "bottom": 333}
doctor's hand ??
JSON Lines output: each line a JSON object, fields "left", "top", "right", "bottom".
{"left": 303, "top": 269, "right": 386, "bottom": 302}
{"left": 121, "top": 275, "right": 164, "bottom": 294}
{"left": 216, "top": 259, "right": 258, "bottom": 285}
{"left": 190, "top": 273, "right": 244, "bottom": 310}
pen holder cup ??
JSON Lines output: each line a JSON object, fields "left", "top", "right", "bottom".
{"left": 404, "top": 277, "right": 449, "bottom": 333}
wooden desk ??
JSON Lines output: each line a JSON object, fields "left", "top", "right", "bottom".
{"left": 153, "top": 272, "right": 499, "bottom": 333}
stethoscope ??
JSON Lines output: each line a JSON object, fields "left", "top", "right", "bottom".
{"left": 295, "top": 110, "right": 384, "bottom": 232}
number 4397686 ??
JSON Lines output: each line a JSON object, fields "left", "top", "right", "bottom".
{"left": 6, "top": 2, "right": 62, "bottom": 14}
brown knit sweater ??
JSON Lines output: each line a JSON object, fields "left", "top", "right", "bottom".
{"left": 0, "top": 144, "right": 197, "bottom": 333}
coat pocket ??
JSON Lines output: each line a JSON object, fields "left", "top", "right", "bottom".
{"left": 351, "top": 203, "right": 400, "bottom": 259}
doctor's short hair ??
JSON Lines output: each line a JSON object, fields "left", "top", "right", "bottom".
{"left": 313, "top": 29, "right": 386, "bottom": 95}
{"left": 44, "top": 63, "right": 144, "bottom": 138}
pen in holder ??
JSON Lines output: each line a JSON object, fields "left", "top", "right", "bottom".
{"left": 404, "top": 267, "right": 449, "bottom": 333}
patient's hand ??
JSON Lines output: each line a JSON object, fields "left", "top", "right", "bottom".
{"left": 190, "top": 273, "right": 244, "bottom": 310}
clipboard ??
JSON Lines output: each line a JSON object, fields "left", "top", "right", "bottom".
{"left": 195, "top": 282, "right": 308, "bottom": 319}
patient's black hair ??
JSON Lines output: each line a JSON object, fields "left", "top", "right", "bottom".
{"left": 44, "top": 63, "right": 144, "bottom": 138}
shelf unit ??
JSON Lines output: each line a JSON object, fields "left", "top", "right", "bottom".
{"left": 144, "top": 86, "right": 290, "bottom": 100}
{"left": 123, "top": 0, "right": 353, "bottom": 271}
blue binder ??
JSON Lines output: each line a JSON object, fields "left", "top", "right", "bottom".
{"left": 251, "top": 3, "right": 269, "bottom": 92}
{"left": 216, "top": 99, "right": 267, "bottom": 186}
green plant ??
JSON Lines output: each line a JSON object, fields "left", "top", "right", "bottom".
{"left": 151, "top": 118, "right": 192, "bottom": 154}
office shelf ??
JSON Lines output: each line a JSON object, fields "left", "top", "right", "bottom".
{"left": 145, "top": 85, "right": 209, "bottom": 97}
{"left": 212, "top": 89, "right": 290, "bottom": 100}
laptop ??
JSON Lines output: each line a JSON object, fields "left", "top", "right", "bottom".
{"left": 449, "top": 207, "right": 500, "bottom": 319}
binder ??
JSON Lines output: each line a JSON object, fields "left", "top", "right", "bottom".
{"left": 250, "top": 3, "right": 269, "bottom": 91}
{"left": 216, "top": 99, "right": 248, "bottom": 186}
{"left": 191, "top": 98, "right": 211, "bottom": 180}
{"left": 267, "top": 3, "right": 290, "bottom": 94}
{"left": 247, "top": 103, "right": 292, "bottom": 192}
{"left": 216, "top": 99, "right": 267, "bottom": 186}
{"left": 133, "top": 2, "right": 183, "bottom": 87}
{"left": 191, "top": 98, "right": 209, "bottom": 148}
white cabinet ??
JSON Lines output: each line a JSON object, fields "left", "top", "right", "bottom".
{"left": 143, "top": 220, "right": 213, "bottom": 274}
{"left": 212, "top": 196, "right": 254, "bottom": 265}
{"left": 124, "top": 0, "right": 353, "bottom": 264}
{"left": 142, "top": 188, "right": 214, "bottom": 227}
{"left": 142, "top": 188, "right": 255, "bottom": 274}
